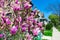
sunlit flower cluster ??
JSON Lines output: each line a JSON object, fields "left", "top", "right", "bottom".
{"left": 0, "top": 0, "right": 43, "bottom": 40}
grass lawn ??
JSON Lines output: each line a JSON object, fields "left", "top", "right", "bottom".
{"left": 43, "top": 29, "right": 53, "bottom": 36}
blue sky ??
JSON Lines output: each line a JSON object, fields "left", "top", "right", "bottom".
{"left": 32, "top": 0, "right": 60, "bottom": 19}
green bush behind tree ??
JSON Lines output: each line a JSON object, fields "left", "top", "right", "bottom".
{"left": 45, "top": 22, "right": 53, "bottom": 30}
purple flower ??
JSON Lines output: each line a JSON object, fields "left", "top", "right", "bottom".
{"left": 24, "top": 1, "right": 32, "bottom": 9}
{"left": 5, "top": 18, "right": 11, "bottom": 25}
{"left": 33, "top": 9, "right": 37, "bottom": 13}
{"left": 0, "top": 0, "right": 4, "bottom": 7}
{"left": 14, "top": 18, "right": 19, "bottom": 25}
{"left": 22, "top": 27, "right": 26, "bottom": 32}
{"left": 2, "top": 16, "right": 6, "bottom": 21}
{"left": 1, "top": 18, "right": 4, "bottom": 24}
{"left": 40, "top": 27, "right": 44, "bottom": 30}
{"left": 0, "top": 34, "right": 4, "bottom": 38}
{"left": 18, "top": 16, "right": 22, "bottom": 22}
{"left": 28, "top": 26, "right": 30, "bottom": 33}
{"left": 15, "top": 0, "right": 18, "bottom": 4}
{"left": 13, "top": 5, "right": 21, "bottom": 11}
{"left": 11, "top": 2, "right": 21, "bottom": 11}
{"left": 30, "top": 12, "right": 34, "bottom": 16}
{"left": 21, "top": 24, "right": 27, "bottom": 32}
{"left": 15, "top": 16, "right": 22, "bottom": 23}
{"left": 37, "top": 22, "right": 42, "bottom": 27}
{"left": 15, "top": 25, "right": 18, "bottom": 29}
{"left": 0, "top": 10, "right": 5, "bottom": 16}
{"left": 32, "top": 28, "right": 40, "bottom": 36}
{"left": 27, "top": 16, "right": 34, "bottom": 21}
{"left": 26, "top": 33, "right": 32, "bottom": 40}
{"left": 2, "top": 16, "right": 11, "bottom": 25}
{"left": 15, "top": 18, "right": 19, "bottom": 22}
{"left": 32, "top": 19, "right": 37, "bottom": 24}
{"left": 10, "top": 26, "right": 18, "bottom": 35}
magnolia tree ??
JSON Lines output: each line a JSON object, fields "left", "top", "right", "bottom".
{"left": 0, "top": 0, "right": 43, "bottom": 40}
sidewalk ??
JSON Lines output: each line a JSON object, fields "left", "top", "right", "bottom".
{"left": 52, "top": 27, "right": 60, "bottom": 40}
{"left": 42, "top": 35, "right": 52, "bottom": 40}
{"left": 42, "top": 27, "right": 60, "bottom": 40}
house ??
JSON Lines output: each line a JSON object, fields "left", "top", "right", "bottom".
{"left": 35, "top": 10, "right": 49, "bottom": 25}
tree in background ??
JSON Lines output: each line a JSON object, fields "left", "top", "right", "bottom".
{"left": 45, "top": 21, "right": 53, "bottom": 30}
{"left": 49, "top": 14, "right": 60, "bottom": 31}
{"left": 49, "top": 14, "right": 59, "bottom": 26}
{"left": 47, "top": 2, "right": 60, "bottom": 25}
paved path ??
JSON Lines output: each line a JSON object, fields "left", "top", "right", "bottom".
{"left": 52, "top": 27, "right": 60, "bottom": 40}
{"left": 42, "top": 27, "right": 60, "bottom": 40}
{"left": 42, "top": 35, "right": 52, "bottom": 40}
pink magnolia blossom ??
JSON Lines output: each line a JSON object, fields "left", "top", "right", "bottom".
{"left": 15, "top": 18, "right": 19, "bottom": 22}
{"left": 22, "top": 27, "right": 26, "bottom": 32}
{"left": 13, "top": 5, "right": 21, "bottom": 11}
{"left": 11, "top": 2, "right": 21, "bottom": 11}
{"left": 32, "top": 28, "right": 40, "bottom": 36}
{"left": 0, "top": 0, "right": 43, "bottom": 40}
{"left": 24, "top": 1, "right": 32, "bottom": 9}
{"left": 26, "top": 33, "right": 32, "bottom": 40}
{"left": 37, "top": 22, "right": 43, "bottom": 27}
{"left": 15, "top": 0, "right": 18, "bottom": 4}
{"left": 21, "top": 23, "right": 27, "bottom": 32}
{"left": 5, "top": 18, "right": 11, "bottom": 25}
{"left": 1, "top": 18, "right": 4, "bottom": 24}
{"left": 40, "top": 27, "right": 44, "bottom": 30}
{"left": 15, "top": 16, "right": 22, "bottom": 23}
{"left": 33, "top": 9, "right": 37, "bottom": 13}
{"left": 14, "top": 18, "right": 19, "bottom": 25}
{"left": 21, "top": 22, "right": 30, "bottom": 32}
{"left": 2, "top": 16, "right": 6, "bottom": 21}
{"left": 0, "top": 34, "right": 3, "bottom": 38}
{"left": 2, "top": 16, "right": 11, "bottom": 25}
{"left": 18, "top": 16, "right": 22, "bottom": 22}
{"left": 10, "top": 26, "right": 18, "bottom": 35}
{"left": 32, "top": 19, "right": 37, "bottom": 25}
{"left": 0, "top": 11, "right": 4, "bottom": 16}
{"left": 27, "top": 16, "right": 34, "bottom": 21}
{"left": 30, "top": 12, "right": 34, "bottom": 16}
{"left": 0, "top": 0, "right": 4, "bottom": 7}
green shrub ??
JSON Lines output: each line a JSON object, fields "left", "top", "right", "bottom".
{"left": 45, "top": 22, "right": 53, "bottom": 30}
{"left": 44, "top": 30, "right": 52, "bottom": 36}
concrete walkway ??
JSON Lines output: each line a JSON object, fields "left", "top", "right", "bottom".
{"left": 42, "top": 35, "right": 52, "bottom": 40}
{"left": 52, "top": 27, "right": 60, "bottom": 40}
{"left": 42, "top": 27, "right": 60, "bottom": 40}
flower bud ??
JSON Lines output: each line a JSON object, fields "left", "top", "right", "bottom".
{"left": 37, "top": 22, "right": 42, "bottom": 27}
{"left": 5, "top": 18, "right": 11, "bottom": 25}
{"left": 24, "top": 1, "right": 32, "bottom": 9}
{"left": 26, "top": 33, "right": 32, "bottom": 40}
{"left": 32, "top": 28, "right": 40, "bottom": 36}
{"left": 10, "top": 26, "right": 18, "bottom": 35}
{"left": 0, "top": 34, "right": 4, "bottom": 38}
